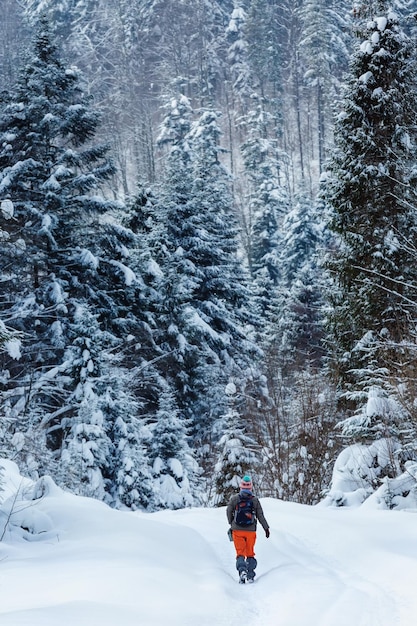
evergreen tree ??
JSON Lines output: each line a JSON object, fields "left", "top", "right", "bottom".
{"left": 185, "top": 108, "right": 266, "bottom": 480}
{"left": 256, "top": 187, "right": 327, "bottom": 377}
{"left": 57, "top": 304, "right": 113, "bottom": 500}
{"left": 241, "top": 104, "right": 288, "bottom": 287}
{"left": 274, "top": 264, "right": 326, "bottom": 373}
{"left": 151, "top": 94, "right": 202, "bottom": 424}
{"left": 323, "top": 6, "right": 417, "bottom": 475}
{"left": 277, "top": 190, "right": 328, "bottom": 373}
{"left": 61, "top": 396, "right": 111, "bottom": 500}
{"left": 298, "top": 0, "right": 351, "bottom": 171}
{"left": 279, "top": 191, "right": 322, "bottom": 287}
{"left": 153, "top": 101, "right": 260, "bottom": 450}
{"left": 0, "top": 17, "right": 116, "bottom": 341}
{"left": 244, "top": 0, "right": 288, "bottom": 124}
{"left": 101, "top": 376, "right": 153, "bottom": 510}
{"left": 148, "top": 386, "right": 196, "bottom": 510}
{"left": 226, "top": 2, "right": 251, "bottom": 102}
{"left": 0, "top": 19, "right": 154, "bottom": 503}
{"left": 214, "top": 395, "right": 258, "bottom": 506}
{"left": 324, "top": 7, "right": 417, "bottom": 379}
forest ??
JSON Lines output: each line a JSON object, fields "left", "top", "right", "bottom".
{"left": 1, "top": 0, "right": 417, "bottom": 511}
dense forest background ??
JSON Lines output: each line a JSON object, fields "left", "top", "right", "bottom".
{"left": 1, "top": 0, "right": 417, "bottom": 511}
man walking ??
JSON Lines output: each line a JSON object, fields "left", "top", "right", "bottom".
{"left": 226, "top": 475, "right": 270, "bottom": 583}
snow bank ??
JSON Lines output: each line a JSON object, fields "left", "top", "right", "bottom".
{"left": 0, "top": 460, "right": 417, "bottom": 625}
{"left": 321, "top": 439, "right": 417, "bottom": 510}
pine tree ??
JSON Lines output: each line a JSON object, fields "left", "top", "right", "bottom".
{"left": 298, "top": 0, "right": 351, "bottom": 171}
{"left": 148, "top": 386, "right": 197, "bottom": 510}
{"left": 323, "top": 6, "right": 417, "bottom": 475}
{"left": 187, "top": 109, "right": 261, "bottom": 434}
{"left": 241, "top": 104, "right": 288, "bottom": 287}
{"left": 61, "top": 396, "right": 111, "bottom": 501}
{"left": 0, "top": 17, "right": 116, "bottom": 335}
{"left": 57, "top": 305, "right": 113, "bottom": 500}
{"left": 151, "top": 94, "right": 202, "bottom": 424}
{"left": 277, "top": 191, "right": 326, "bottom": 367}
{"left": 244, "top": 0, "right": 288, "bottom": 123}
{"left": 153, "top": 101, "right": 260, "bottom": 450}
{"left": 280, "top": 192, "right": 317, "bottom": 284}
{"left": 324, "top": 7, "right": 417, "bottom": 378}
{"left": 226, "top": 2, "right": 251, "bottom": 102}
{"left": 101, "top": 376, "right": 153, "bottom": 510}
{"left": 0, "top": 19, "right": 154, "bottom": 502}
{"left": 214, "top": 397, "right": 258, "bottom": 506}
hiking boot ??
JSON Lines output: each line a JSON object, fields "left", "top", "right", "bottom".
{"left": 246, "top": 556, "right": 257, "bottom": 581}
{"left": 239, "top": 570, "right": 247, "bottom": 584}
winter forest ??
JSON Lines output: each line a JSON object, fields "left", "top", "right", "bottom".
{"left": 2, "top": 0, "right": 417, "bottom": 513}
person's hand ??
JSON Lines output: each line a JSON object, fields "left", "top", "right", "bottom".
{"left": 265, "top": 528, "right": 270, "bottom": 538}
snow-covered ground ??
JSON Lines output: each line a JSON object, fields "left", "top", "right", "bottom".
{"left": 0, "top": 460, "right": 416, "bottom": 626}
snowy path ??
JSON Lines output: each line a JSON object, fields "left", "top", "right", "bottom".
{"left": 157, "top": 502, "right": 402, "bottom": 626}
{"left": 0, "top": 467, "right": 416, "bottom": 626}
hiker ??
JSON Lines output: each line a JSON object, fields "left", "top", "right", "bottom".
{"left": 226, "top": 475, "right": 270, "bottom": 583}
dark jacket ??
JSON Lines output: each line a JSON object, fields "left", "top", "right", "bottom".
{"left": 226, "top": 492, "right": 269, "bottom": 533}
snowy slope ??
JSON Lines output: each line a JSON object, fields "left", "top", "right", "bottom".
{"left": 0, "top": 460, "right": 416, "bottom": 626}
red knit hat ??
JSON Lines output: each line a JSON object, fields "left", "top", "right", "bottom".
{"left": 240, "top": 475, "right": 253, "bottom": 490}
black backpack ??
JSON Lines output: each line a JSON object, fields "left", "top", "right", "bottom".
{"left": 234, "top": 494, "right": 255, "bottom": 526}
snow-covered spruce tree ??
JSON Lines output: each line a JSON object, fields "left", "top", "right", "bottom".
{"left": 57, "top": 304, "right": 114, "bottom": 501}
{"left": 153, "top": 99, "right": 260, "bottom": 460}
{"left": 99, "top": 373, "right": 153, "bottom": 510}
{"left": 56, "top": 302, "right": 154, "bottom": 508}
{"left": 240, "top": 104, "right": 288, "bottom": 289}
{"left": 151, "top": 94, "right": 203, "bottom": 423}
{"left": 279, "top": 190, "right": 322, "bottom": 286}
{"left": 323, "top": 6, "right": 417, "bottom": 488}
{"left": 297, "top": 0, "right": 351, "bottom": 172}
{"left": 225, "top": 2, "right": 291, "bottom": 339}
{"left": 61, "top": 397, "right": 111, "bottom": 501}
{"left": 226, "top": 0, "right": 288, "bottom": 108}
{"left": 273, "top": 267, "right": 326, "bottom": 376}
{"left": 186, "top": 108, "right": 261, "bottom": 424}
{"left": 119, "top": 186, "right": 169, "bottom": 420}
{"left": 273, "top": 190, "right": 327, "bottom": 372}
{"left": 214, "top": 392, "right": 258, "bottom": 506}
{"left": 325, "top": 6, "right": 417, "bottom": 377}
{"left": 244, "top": 0, "right": 288, "bottom": 116}
{"left": 226, "top": 2, "right": 251, "bottom": 104}
{"left": 0, "top": 16, "right": 116, "bottom": 349}
{"left": 0, "top": 19, "right": 154, "bottom": 498}
{"left": 238, "top": 101, "right": 287, "bottom": 362}
{"left": 148, "top": 385, "right": 197, "bottom": 510}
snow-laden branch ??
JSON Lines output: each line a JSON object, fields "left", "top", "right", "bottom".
{"left": 350, "top": 265, "right": 417, "bottom": 308}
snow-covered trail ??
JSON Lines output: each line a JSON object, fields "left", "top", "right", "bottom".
{"left": 155, "top": 501, "right": 405, "bottom": 626}
{"left": 0, "top": 465, "right": 416, "bottom": 626}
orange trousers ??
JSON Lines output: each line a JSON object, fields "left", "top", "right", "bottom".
{"left": 232, "top": 530, "right": 256, "bottom": 558}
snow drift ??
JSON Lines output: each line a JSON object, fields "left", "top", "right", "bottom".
{"left": 0, "top": 459, "right": 416, "bottom": 625}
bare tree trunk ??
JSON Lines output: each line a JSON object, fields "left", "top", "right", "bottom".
{"left": 317, "top": 81, "right": 325, "bottom": 174}
{"left": 293, "top": 52, "right": 305, "bottom": 182}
